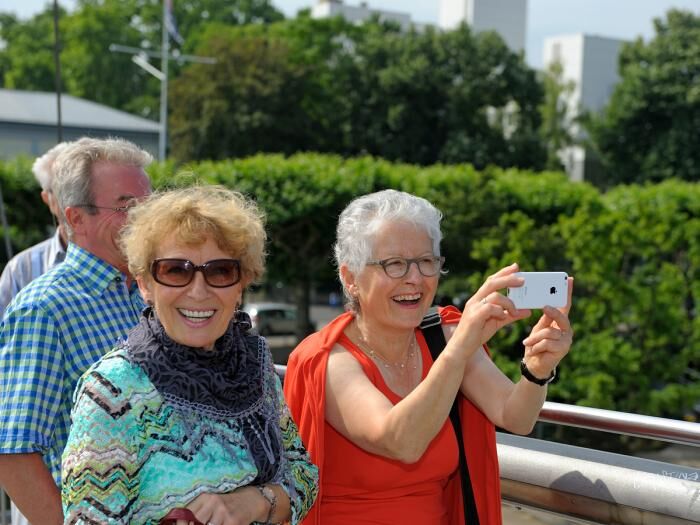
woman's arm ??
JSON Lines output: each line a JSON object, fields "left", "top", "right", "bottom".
{"left": 62, "top": 369, "right": 140, "bottom": 523}
{"left": 273, "top": 374, "right": 319, "bottom": 523}
{"left": 458, "top": 277, "right": 574, "bottom": 434}
{"left": 0, "top": 453, "right": 62, "bottom": 525}
{"left": 325, "top": 263, "right": 531, "bottom": 463}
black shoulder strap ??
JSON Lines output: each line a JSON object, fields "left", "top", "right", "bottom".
{"left": 420, "top": 310, "right": 480, "bottom": 525}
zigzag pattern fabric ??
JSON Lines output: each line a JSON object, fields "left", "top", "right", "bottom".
{"left": 61, "top": 342, "right": 318, "bottom": 524}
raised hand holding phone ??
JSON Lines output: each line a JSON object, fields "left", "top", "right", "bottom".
{"left": 520, "top": 276, "right": 574, "bottom": 381}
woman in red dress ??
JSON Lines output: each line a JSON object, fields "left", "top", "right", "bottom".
{"left": 284, "top": 189, "right": 573, "bottom": 525}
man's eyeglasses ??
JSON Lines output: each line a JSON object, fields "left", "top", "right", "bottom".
{"left": 76, "top": 203, "right": 135, "bottom": 214}
{"left": 151, "top": 258, "right": 241, "bottom": 288}
{"left": 366, "top": 256, "right": 445, "bottom": 279}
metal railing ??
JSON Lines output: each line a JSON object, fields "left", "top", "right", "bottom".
{"left": 2, "top": 373, "right": 699, "bottom": 524}
{"left": 499, "top": 401, "right": 700, "bottom": 523}
{"left": 539, "top": 401, "right": 700, "bottom": 446}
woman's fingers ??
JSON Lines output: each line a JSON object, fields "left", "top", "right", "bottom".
{"left": 523, "top": 325, "right": 572, "bottom": 347}
{"left": 559, "top": 277, "right": 574, "bottom": 316}
{"left": 467, "top": 263, "right": 522, "bottom": 305}
{"left": 523, "top": 305, "right": 573, "bottom": 360}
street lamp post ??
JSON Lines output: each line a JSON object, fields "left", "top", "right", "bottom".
{"left": 108, "top": 2, "right": 215, "bottom": 161}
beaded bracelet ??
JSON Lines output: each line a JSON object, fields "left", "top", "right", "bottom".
{"left": 257, "top": 484, "right": 277, "bottom": 524}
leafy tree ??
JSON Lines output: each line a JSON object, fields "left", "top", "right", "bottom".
{"left": 0, "top": 157, "right": 52, "bottom": 265}
{"left": 559, "top": 180, "right": 700, "bottom": 418}
{"left": 61, "top": 1, "right": 160, "bottom": 117}
{"left": 0, "top": 8, "right": 61, "bottom": 91}
{"left": 170, "top": 18, "right": 546, "bottom": 169}
{"left": 168, "top": 27, "right": 311, "bottom": 160}
{"left": 0, "top": 1, "right": 285, "bottom": 119}
{"left": 434, "top": 27, "right": 545, "bottom": 169}
{"left": 539, "top": 60, "right": 576, "bottom": 170}
{"left": 588, "top": 9, "right": 700, "bottom": 184}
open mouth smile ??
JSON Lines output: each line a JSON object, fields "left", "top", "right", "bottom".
{"left": 177, "top": 308, "right": 215, "bottom": 323}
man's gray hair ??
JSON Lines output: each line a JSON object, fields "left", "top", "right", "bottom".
{"left": 334, "top": 189, "right": 443, "bottom": 306}
{"left": 32, "top": 142, "right": 73, "bottom": 191}
{"left": 52, "top": 137, "right": 153, "bottom": 236}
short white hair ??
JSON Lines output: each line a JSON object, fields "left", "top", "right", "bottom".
{"left": 52, "top": 137, "right": 153, "bottom": 238}
{"left": 32, "top": 142, "right": 73, "bottom": 191}
{"left": 334, "top": 189, "right": 443, "bottom": 307}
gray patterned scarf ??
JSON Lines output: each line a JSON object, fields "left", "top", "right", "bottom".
{"left": 125, "top": 307, "right": 283, "bottom": 483}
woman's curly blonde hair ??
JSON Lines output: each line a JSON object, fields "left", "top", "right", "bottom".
{"left": 120, "top": 185, "right": 266, "bottom": 286}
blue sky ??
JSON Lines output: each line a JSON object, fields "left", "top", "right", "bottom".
{"left": 4, "top": 0, "right": 700, "bottom": 68}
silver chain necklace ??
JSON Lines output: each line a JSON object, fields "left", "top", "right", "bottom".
{"left": 354, "top": 322, "right": 418, "bottom": 372}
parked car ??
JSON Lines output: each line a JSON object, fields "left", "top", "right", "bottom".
{"left": 242, "top": 302, "right": 299, "bottom": 336}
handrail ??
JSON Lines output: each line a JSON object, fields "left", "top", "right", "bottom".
{"left": 498, "top": 432, "right": 700, "bottom": 523}
{"left": 540, "top": 401, "right": 700, "bottom": 447}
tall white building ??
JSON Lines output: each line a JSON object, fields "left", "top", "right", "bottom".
{"left": 543, "top": 34, "right": 626, "bottom": 182}
{"left": 439, "top": 0, "right": 528, "bottom": 53}
{"left": 311, "top": 0, "right": 414, "bottom": 31}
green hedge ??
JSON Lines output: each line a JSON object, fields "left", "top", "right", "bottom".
{"left": 1, "top": 154, "right": 698, "bottom": 422}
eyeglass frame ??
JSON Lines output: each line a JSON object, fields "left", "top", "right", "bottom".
{"left": 150, "top": 258, "right": 242, "bottom": 288}
{"left": 366, "top": 256, "right": 445, "bottom": 279}
{"left": 74, "top": 203, "right": 136, "bottom": 214}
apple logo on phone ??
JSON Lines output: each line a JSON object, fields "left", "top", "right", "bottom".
{"left": 549, "top": 286, "right": 556, "bottom": 295}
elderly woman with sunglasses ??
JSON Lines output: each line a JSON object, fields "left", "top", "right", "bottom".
{"left": 284, "top": 189, "right": 573, "bottom": 525}
{"left": 61, "top": 186, "right": 318, "bottom": 525}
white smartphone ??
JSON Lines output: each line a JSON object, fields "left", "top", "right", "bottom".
{"left": 507, "top": 272, "right": 568, "bottom": 309}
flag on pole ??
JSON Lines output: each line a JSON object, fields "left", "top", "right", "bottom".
{"left": 165, "top": 0, "right": 184, "bottom": 45}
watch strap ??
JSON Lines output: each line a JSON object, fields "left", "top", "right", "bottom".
{"left": 520, "top": 359, "right": 556, "bottom": 386}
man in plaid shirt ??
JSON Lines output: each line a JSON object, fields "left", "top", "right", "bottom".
{"left": 0, "top": 137, "right": 152, "bottom": 524}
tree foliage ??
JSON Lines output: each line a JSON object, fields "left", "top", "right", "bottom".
{"left": 0, "top": 0, "right": 284, "bottom": 119}
{"left": 588, "top": 9, "right": 700, "bottom": 184}
{"left": 169, "top": 17, "right": 546, "bottom": 169}
{"left": 0, "top": 9, "right": 60, "bottom": 90}
{"left": 538, "top": 60, "right": 576, "bottom": 171}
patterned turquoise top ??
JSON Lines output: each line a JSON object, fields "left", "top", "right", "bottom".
{"left": 61, "top": 341, "right": 318, "bottom": 524}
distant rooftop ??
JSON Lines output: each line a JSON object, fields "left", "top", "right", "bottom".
{"left": 0, "top": 89, "right": 160, "bottom": 132}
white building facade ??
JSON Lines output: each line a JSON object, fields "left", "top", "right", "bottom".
{"left": 543, "top": 34, "right": 626, "bottom": 182}
{"left": 439, "top": 0, "right": 528, "bottom": 53}
{"left": 311, "top": 0, "right": 413, "bottom": 31}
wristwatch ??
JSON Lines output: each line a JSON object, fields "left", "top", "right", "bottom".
{"left": 520, "top": 359, "right": 556, "bottom": 386}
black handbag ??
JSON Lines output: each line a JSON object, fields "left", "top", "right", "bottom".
{"left": 420, "top": 311, "right": 480, "bottom": 525}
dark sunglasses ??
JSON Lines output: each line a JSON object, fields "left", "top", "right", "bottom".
{"left": 150, "top": 258, "right": 241, "bottom": 288}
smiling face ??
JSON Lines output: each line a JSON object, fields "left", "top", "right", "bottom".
{"left": 68, "top": 161, "right": 151, "bottom": 274}
{"left": 137, "top": 234, "right": 243, "bottom": 350}
{"left": 343, "top": 221, "right": 439, "bottom": 333}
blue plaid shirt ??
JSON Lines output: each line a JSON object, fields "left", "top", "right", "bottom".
{"left": 0, "top": 243, "right": 145, "bottom": 484}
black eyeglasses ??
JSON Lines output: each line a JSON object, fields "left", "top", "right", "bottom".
{"left": 366, "top": 256, "right": 445, "bottom": 279}
{"left": 150, "top": 258, "right": 242, "bottom": 288}
{"left": 76, "top": 203, "right": 135, "bottom": 214}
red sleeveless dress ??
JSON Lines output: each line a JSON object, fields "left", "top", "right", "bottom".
{"left": 320, "top": 331, "right": 459, "bottom": 524}
{"left": 284, "top": 308, "right": 503, "bottom": 525}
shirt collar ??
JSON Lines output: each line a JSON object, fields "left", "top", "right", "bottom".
{"left": 48, "top": 229, "right": 67, "bottom": 267}
{"left": 63, "top": 243, "right": 126, "bottom": 292}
